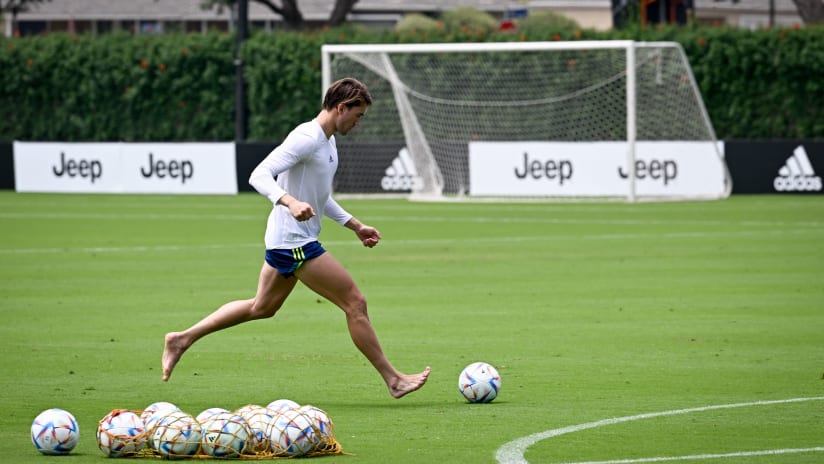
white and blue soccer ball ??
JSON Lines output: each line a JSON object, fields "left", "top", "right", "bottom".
{"left": 141, "top": 401, "right": 181, "bottom": 444}
{"left": 196, "top": 407, "right": 230, "bottom": 424}
{"left": 97, "top": 409, "right": 146, "bottom": 457}
{"left": 266, "top": 398, "right": 300, "bottom": 414}
{"left": 267, "top": 407, "right": 317, "bottom": 457}
{"left": 151, "top": 411, "right": 202, "bottom": 459}
{"left": 236, "top": 405, "right": 277, "bottom": 453}
{"left": 299, "top": 405, "right": 335, "bottom": 450}
{"left": 31, "top": 408, "right": 80, "bottom": 455}
{"left": 141, "top": 401, "right": 180, "bottom": 422}
{"left": 200, "top": 412, "right": 251, "bottom": 458}
{"left": 459, "top": 361, "right": 502, "bottom": 403}
{"left": 234, "top": 404, "right": 263, "bottom": 416}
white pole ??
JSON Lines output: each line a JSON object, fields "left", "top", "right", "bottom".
{"left": 321, "top": 45, "right": 331, "bottom": 102}
{"left": 626, "top": 42, "right": 637, "bottom": 203}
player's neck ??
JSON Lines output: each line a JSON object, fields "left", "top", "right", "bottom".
{"left": 314, "top": 110, "right": 336, "bottom": 139}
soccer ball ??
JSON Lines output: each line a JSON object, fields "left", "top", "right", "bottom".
{"left": 234, "top": 404, "right": 264, "bottom": 415}
{"left": 141, "top": 401, "right": 180, "bottom": 422}
{"left": 200, "top": 412, "right": 252, "bottom": 458}
{"left": 97, "top": 409, "right": 146, "bottom": 457}
{"left": 196, "top": 407, "right": 230, "bottom": 424}
{"left": 141, "top": 401, "right": 181, "bottom": 442}
{"left": 459, "top": 361, "right": 502, "bottom": 403}
{"left": 151, "top": 411, "right": 202, "bottom": 459}
{"left": 31, "top": 408, "right": 79, "bottom": 455}
{"left": 267, "top": 407, "right": 317, "bottom": 457}
{"left": 299, "top": 405, "right": 335, "bottom": 449}
{"left": 266, "top": 398, "right": 300, "bottom": 414}
{"left": 236, "top": 405, "right": 277, "bottom": 453}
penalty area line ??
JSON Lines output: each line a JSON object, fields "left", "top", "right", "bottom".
{"left": 495, "top": 396, "right": 824, "bottom": 464}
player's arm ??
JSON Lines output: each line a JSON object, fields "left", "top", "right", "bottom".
{"left": 249, "top": 133, "right": 315, "bottom": 221}
{"left": 324, "top": 198, "right": 380, "bottom": 248}
{"left": 345, "top": 217, "right": 381, "bottom": 248}
{"left": 277, "top": 194, "right": 315, "bottom": 222}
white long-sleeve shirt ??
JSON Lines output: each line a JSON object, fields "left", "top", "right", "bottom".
{"left": 248, "top": 120, "right": 353, "bottom": 249}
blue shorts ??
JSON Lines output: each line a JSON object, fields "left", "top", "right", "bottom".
{"left": 265, "top": 241, "right": 326, "bottom": 277}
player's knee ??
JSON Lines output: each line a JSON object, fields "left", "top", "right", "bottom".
{"left": 343, "top": 292, "right": 368, "bottom": 318}
{"left": 250, "top": 300, "right": 280, "bottom": 319}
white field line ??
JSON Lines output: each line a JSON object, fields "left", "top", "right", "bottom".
{"left": 495, "top": 396, "right": 824, "bottom": 464}
{"left": 556, "top": 447, "right": 824, "bottom": 464}
{"left": 0, "top": 228, "right": 820, "bottom": 255}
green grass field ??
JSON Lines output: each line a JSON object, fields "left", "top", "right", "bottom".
{"left": 1, "top": 192, "right": 822, "bottom": 463}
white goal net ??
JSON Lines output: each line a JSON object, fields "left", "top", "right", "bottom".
{"left": 322, "top": 41, "right": 731, "bottom": 201}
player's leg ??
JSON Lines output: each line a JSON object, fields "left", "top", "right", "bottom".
{"left": 161, "top": 262, "right": 297, "bottom": 381}
{"left": 296, "top": 252, "right": 430, "bottom": 398}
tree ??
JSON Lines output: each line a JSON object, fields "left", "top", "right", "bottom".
{"left": 202, "top": 0, "right": 360, "bottom": 29}
{"left": 328, "top": 0, "right": 358, "bottom": 27}
{"left": 1, "top": 0, "right": 51, "bottom": 35}
{"left": 791, "top": 0, "right": 824, "bottom": 24}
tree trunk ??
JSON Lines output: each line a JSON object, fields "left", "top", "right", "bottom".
{"left": 791, "top": 0, "right": 824, "bottom": 24}
{"left": 256, "top": 0, "right": 303, "bottom": 29}
{"left": 328, "top": 0, "right": 358, "bottom": 27}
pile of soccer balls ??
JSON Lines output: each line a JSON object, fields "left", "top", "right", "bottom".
{"left": 32, "top": 399, "right": 340, "bottom": 459}
{"left": 31, "top": 362, "right": 501, "bottom": 458}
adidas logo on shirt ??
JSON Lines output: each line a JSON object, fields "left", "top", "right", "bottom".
{"left": 381, "top": 147, "right": 423, "bottom": 191}
{"left": 773, "top": 145, "right": 822, "bottom": 192}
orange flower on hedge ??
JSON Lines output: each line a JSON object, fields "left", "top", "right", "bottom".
{"left": 181, "top": 47, "right": 190, "bottom": 56}
{"left": 552, "top": 33, "right": 562, "bottom": 41}
{"left": 697, "top": 37, "right": 706, "bottom": 46}
{"left": 574, "top": 30, "right": 581, "bottom": 39}
{"left": 178, "top": 101, "right": 186, "bottom": 108}
{"left": 140, "top": 59, "right": 148, "bottom": 69}
{"left": 158, "top": 63, "right": 166, "bottom": 72}
{"left": 26, "top": 58, "right": 33, "bottom": 67}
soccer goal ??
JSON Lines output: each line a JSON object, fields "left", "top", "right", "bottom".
{"left": 322, "top": 41, "right": 731, "bottom": 201}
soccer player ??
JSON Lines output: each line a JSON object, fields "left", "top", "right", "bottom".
{"left": 161, "top": 77, "right": 430, "bottom": 398}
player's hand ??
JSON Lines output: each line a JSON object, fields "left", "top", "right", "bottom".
{"left": 288, "top": 201, "right": 316, "bottom": 222}
{"left": 357, "top": 225, "right": 381, "bottom": 248}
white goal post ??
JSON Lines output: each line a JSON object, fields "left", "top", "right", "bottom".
{"left": 322, "top": 41, "right": 731, "bottom": 201}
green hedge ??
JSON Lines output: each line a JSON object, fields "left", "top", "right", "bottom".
{"left": 610, "top": 25, "right": 824, "bottom": 139}
{"left": 1, "top": 24, "right": 822, "bottom": 141}
{"left": 0, "top": 32, "right": 236, "bottom": 141}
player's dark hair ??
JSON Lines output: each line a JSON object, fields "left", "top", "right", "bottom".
{"left": 322, "top": 77, "right": 372, "bottom": 110}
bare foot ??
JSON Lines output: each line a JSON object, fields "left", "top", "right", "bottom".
{"left": 161, "top": 332, "right": 189, "bottom": 382}
{"left": 388, "top": 367, "right": 431, "bottom": 399}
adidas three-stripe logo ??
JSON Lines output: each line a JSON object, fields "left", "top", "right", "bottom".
{"left": 381, "top": 147, "right": 423, "bottom": 191}
{"left": 774, "top": 145, "right": 822, "bottom": 192}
